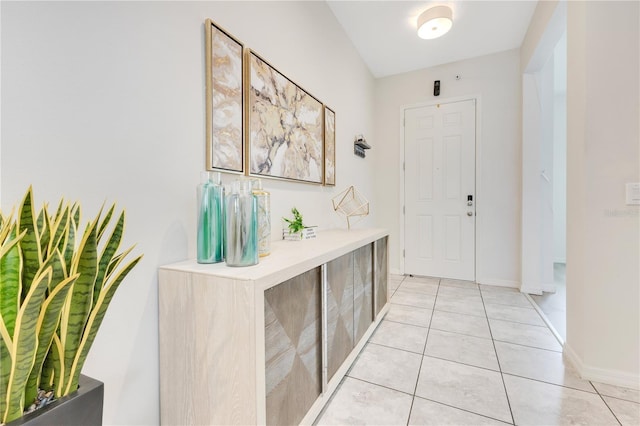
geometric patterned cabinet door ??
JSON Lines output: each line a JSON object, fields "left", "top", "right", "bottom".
{"left": 353, "top": 244, "right": 373, "bottom": 343}
{"left": 264, "top": 268, "right": 322, "bottom": 426}
{"left": 374, "top": 236, "right": 389, "bottom": 317}
{"left": 326, "top": 252, "right": 355, "bottom": 381}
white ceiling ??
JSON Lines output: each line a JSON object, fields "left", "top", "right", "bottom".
{"left": 327, "top": 1, "right": 539, "bottom": 78}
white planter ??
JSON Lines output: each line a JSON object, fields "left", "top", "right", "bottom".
{"left": 282, "top": 227, "right": 317, "bottom": 241}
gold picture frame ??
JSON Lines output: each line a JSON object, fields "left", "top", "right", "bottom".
{"left": 246, "top": 49, "right": 324, "bottom": 184}
{"left": 324, "top": 106, "right": 336, "bottom": 186}
{"left": 205, "top": 19, "right": 244, "bottom": 173}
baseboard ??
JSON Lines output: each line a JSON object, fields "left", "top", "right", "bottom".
{"left": 519, "top": 284, "right": 543, "bottom": 295}
{"left": 564, "top": 343, "right": 640, "bottom": 390}
{"left": 390, "top": 267, "right": 401, "bottom": 276}
{"left": 476, "top": 277, "right": 520, "bottom": 289}
{"left": 540, "top": 281, "right": 555, "bottom": 293}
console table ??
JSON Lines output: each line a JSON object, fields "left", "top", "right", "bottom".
{"left": 158, "top": 228, "right": 389, "bottom": 425}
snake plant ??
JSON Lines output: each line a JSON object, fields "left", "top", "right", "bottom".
{"left": 0, "top": 187, "right": 142, "bottom": 424}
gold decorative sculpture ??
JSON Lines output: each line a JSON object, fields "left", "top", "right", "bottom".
{"left": 332, "top": 186, "right": 369, "bottom": 229}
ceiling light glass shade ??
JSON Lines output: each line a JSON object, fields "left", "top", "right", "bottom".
{"left": 417, "top": 5, "right": 453, "bottom": 40}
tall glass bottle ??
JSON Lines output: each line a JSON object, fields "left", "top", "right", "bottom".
{"left": 225, "top": 179, "right": 258, "bottom": 267}
{"left": 251, "top": 179, "right": 271, "bottom": 257}
{"left": 197, "top": 171, "right": 224, "bottom": 264}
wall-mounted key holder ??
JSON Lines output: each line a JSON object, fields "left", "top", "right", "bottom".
{"left": 354, "top": 134, "right": 371, "bottom": 158}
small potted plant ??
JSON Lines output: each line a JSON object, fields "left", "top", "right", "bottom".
{"left": 0, "top": 187, "right": 142, "bottom": 425}
{"left": 282, "top": 207, "right": 316, "bottom": 241}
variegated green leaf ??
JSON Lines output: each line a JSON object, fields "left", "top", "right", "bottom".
{"left": 24, "top": 272, "right": 77, "bottom": 405}
{"left": 72, "top": 204, "right": 80, "bottom": 229}
{"left": 48, "top": 204, "right": 70, "bottom": 258}
{"left": 0, "top": 210, "right": 15, "bottom": 243}
{"left": 65, "top": 254, "right": 142, "bottom": 394}
{"left": 0, "top": 211, "right": 19, "bottom": 419}
{"left": 97, "top": 204, "right": 115, "bottom": 241}
{"left": 0, "top": 320, "right": 13, "bottom": 423}
{"left": 42, "top": 248, "right": 68, "bottom": 294}
{"left": 53, "top": 199, "right": 64, "bottom": 219}
{"left": 44, "top": 334, "right": 64, "bottom": 396}
{"left": 61, "top": 205, "right": 80, "bottom": 274}
{"left": 0, "top": 225, "right": 25, "bottom": 338}
{"left": 94, "top": 211, "right": 124, "bottom": 306}
{"left": 60, "top": 218, "right": 98, "bottom": 388}
{"left": 17, "top": 188, "right": 42, "bottom": 302}
{"left": 39, "top": 334, "right": 59, "bottom": 392}
{"left": 3, "top": 268, "right": 52, "bottom": 423}
{"left": 63, "top": 204, "right": 80, "bottom": 276}
{"left": 37, "top": 207, "right": 50, "bottom": 260}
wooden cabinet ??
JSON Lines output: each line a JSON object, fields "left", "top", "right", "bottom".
{"left": 374, "top": 236, "right": 388, "bottom": 316}
{"left": 354, "top": 244, "right": 373, "bottom": 343}
{"left": 326, "top": 252, "right": 354, "bottom": 381}
{"left": 264, "top": 268, "right": 322, "bottom": 426}
{"left": 159, "top": 229, "right": 389, "bottom": 425}
{"left": 325, "top": 243, "right": 375, "bottom": 382}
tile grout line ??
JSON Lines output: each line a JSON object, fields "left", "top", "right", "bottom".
{"left": 500, "top": 371, "right": 603, "bottom": 395}
{"left": 406, "top": 277, "right": 441, "bottom": 426}
{"left": 421, "top": 352, "right": 501, "bottom": 374}
{"left": 345, "top": 375, "right": 416, "bottom": 398}
{"left": 491, "top": 338, "right": 563, "bottom": 353}
{"left": 412, "top": 394, "right": 515, "bottom": 426}
{"left": 479, "top": 286, "right": 516, "bottom": 426}
{"left": 589, "top": 381, "right": 624, "bottom": 426}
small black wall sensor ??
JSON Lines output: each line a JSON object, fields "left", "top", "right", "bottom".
{"left": 434, "top": 80, "right": 440, "bottom": 96}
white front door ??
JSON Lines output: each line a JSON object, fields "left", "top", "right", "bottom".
{"left": 404, "top": 100, "right": 476, "bottom": 280}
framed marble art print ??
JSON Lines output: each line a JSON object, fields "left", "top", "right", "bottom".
{"left": 324, "top": 106, "right": 336, "bottom": 186}
{"left": 247, "top": 50, "right": 324, "bottom": 184}
{"left": 205, "top": 19, "right": 244, "bottom": 173}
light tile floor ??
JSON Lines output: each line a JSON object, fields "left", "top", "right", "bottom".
{"left": 531, "top": 263, "right": 567, "bottom": 341}
{"left": 315, "top": 275, "right": 640, "bottom": 426}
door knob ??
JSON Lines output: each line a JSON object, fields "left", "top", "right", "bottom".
{"left": 467, "top": 211, "right": 473, "bottom": 216}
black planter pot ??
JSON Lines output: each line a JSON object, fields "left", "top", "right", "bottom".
{"left": 7, "top": 375, "right": 103, "bottom": 426}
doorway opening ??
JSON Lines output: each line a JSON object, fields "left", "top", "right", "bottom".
{"left": 521, "top": 9, "right": 567, "bottom": 341}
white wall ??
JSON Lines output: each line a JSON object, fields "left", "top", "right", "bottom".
{"left": 552, "top": 32, "right": 567, "bottom": 263}
{"left": 565, "top": 0, "right": 639, "bottom": 388}
{"left": 539, "top": 55, "right": 556, "bottom": 291}
{"left": 552, "top": 91, "right": 567, "bottom": 263}
{"left": 0, "top": 1, "right": 376, "bottom": 424}
{"left": 520, "top": 0, "right": 560, "bottom": 71}
{"left": 374, "top": 50, "right": 522, "bottom": 286}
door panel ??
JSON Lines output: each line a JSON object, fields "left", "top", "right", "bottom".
{"left": 418, "top": 138, "right": 434, "bottom": 200}
{"left": 374, "top": 237, "right": 388, "bottom": 317}
{"left": 325, "top": 252, "right": 354, "bottom": 381}
{"left": 264, "top": 268, "right": 321, "bottom": 426}
{"left": 444, "top": 135, "right": 461, "bottom": 199}
{"left": 404, "top": 100, "right": 476, "bottom": 280}
{"left": 353, "top": 244, "right": 373, "bottom": 343}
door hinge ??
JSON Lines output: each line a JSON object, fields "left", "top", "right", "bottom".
{"left": 403, "top": 162, "right": 405, "bottom": 171}
{"left": 403, "top": 249, "right": 405, "bottom": 258}
{"left": 403, "top": 205, "right": 405, "bottom": 214}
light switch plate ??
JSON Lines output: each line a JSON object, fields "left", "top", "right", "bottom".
{"left": 626, "top": 183, "right": 640, "bottom": 205}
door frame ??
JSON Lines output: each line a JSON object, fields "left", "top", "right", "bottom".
{"left": 399, "top": 95, "right": 482, "bottom": 280}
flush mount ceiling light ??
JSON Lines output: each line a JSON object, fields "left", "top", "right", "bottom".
{"left": 417, "top": 5, "right": 453, "bottom": 40}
